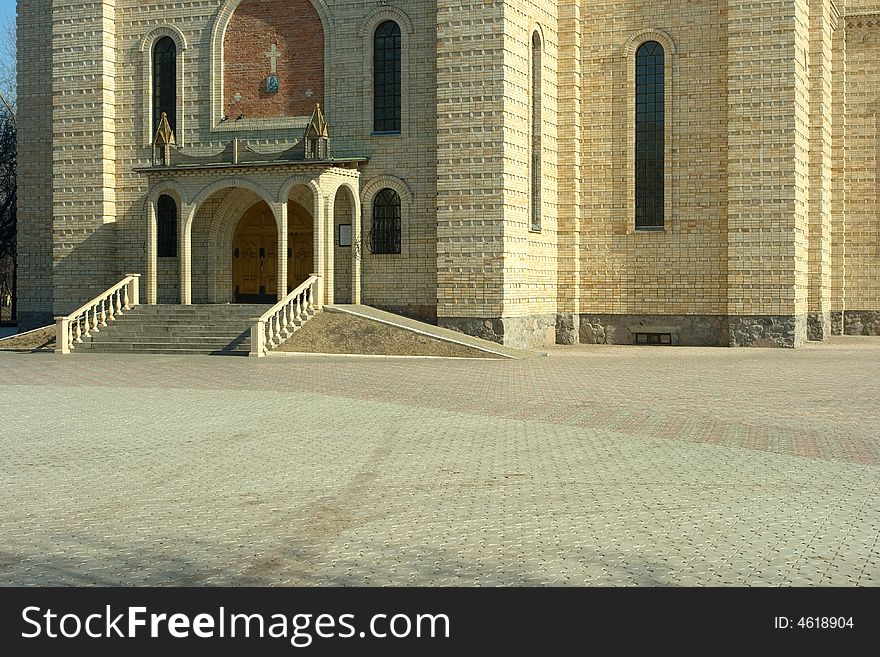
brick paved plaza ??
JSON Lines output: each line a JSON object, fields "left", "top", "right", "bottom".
{"left": 0, "top": 339, "right": 878, "bottom": 586}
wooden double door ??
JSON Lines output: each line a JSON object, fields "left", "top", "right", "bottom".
{"left": 232, "top": 201, "right": 313, "bottom": 303}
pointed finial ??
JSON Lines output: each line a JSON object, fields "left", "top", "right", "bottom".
{"left": 153, "top": 112, "right": 176, "bottom": 147}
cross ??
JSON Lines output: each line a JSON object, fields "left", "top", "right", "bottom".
{"left": 264, "top": 43, "right": 281, "bottom": 74}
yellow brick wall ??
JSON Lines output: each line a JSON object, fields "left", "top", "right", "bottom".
{"left": 843, "top": 8, "right": 880, "bottom": 312}
{"left": 111, "top": 0, "right": 438, "bottom": 313}
{"left": 500, "top": 1, "right": 559, "bottom": 320}
{"left": 579, "top": 1, "right": 729, "bottom": 317}
{"left": 15, "top": 0, "right": 54, "bottom": 326}
{"left": 435, "top": 0, "right": 507, "bottom": 320}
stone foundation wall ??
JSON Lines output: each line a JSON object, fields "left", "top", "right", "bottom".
{"left": 578, "top": 314, "right": 728, "bottom": 347}
{"left": 440, "top": 314, "right": 556, "bottom": 349}
{"left": 843, "top": 311, "right": 880, "bottom": 336}
{"left": 831, "top": 310, "right": 843, "bottom": 335}
{"left": 728, "top": 315, "right": 808, "bottom": 348}
{"left": 555, "top": 312, "right": 579, "bottom": 345}
{"left": 574, "top": 314, "right": 815, "bottom": 348}
{"left": 808, "top": 311, "right": 832, "bottom": 341}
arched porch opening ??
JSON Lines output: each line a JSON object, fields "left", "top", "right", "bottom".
{"left": 333, "top": 184, "right": 359, "bottom": 304}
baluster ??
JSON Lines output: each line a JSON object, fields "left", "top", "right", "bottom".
{"left": 82, "top": 310, "right": 92, "bottom": 338}
{"left": 91, "top": 304, "right": 100, "bottom": 333}
{"left": 122, "top": 284, "right": 131, "bottom": 310}
{"left": 74, "top": 316, "right": 83, "bottom": 343}
{"left": 274, "top": 314, "right": 282, "bottom": 345}
{"left": 266, "top": 318, "right": 276, "bottom": 349}
{"left": 107, "top": 294, "right": 116, "bottom": 321}
{"left": 280, "top": 304, "right": 290, "bottom": 338}
{"left": 294, "top": 296, "right": 302, "bottom": 325}
{"left": 67, "top": 321, "right": 74, "bottom": 351}
{"left": 100, "top": 297, "right": 108, "bottom": 326}
{"left": 115, "top": 290, "right": 123, "bottom": 316}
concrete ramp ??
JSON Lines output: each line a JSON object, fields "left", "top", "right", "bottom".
{"left": 325, "top": 305, "right": 540, "bottom": 360}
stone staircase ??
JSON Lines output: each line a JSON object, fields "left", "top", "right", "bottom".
{"left": 73, "top": 304, "right": 271, "bottom": 356}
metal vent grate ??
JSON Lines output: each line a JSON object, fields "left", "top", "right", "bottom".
{"left": 634, "top": 332, "right": 672, "bottom": 346}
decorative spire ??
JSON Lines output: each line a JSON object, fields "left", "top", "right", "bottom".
{"left": 305, "top": 103, "right": 329, "bottom": 140}
{"left": 153, "top": 112, "right": 176, "bottom": 147}
{"left": 304, "top": 103, "right": 330, "bottom": 160}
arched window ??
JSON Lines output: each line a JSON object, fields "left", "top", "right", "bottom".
{"left": 153, "top": 37, "right": 177, "bottom": 134}
{"left": 370, "top": 189, "right": 401, "bottom": 254}
{"left": 374, "top": 21, "right": 402, "bottom": 133}
{"left": 157, "top": 195, "right": 178, "bottom": 258}
{"left": 635, "top": 41, "right": 665, "bottom": 229}
{"left": 531, "top": 30, "right": 543, "bottom": 231}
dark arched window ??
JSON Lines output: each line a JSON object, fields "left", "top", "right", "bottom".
{"left": 374, "top": 21, "right": 402, "bottom": 133}
{"left": 370, "top": 189, "right": 401, "bottom": 254}
{"left": 635, "top": 41, "right": 665, "bottom": 229}
{"left": 531, "top": 31, "right": 543, "bottom": 231}
{"left": 153, "top": 37, "right": 177, "bottom": 134}
{"left": 157, "top": 195, "right": 177, "bottom": 258}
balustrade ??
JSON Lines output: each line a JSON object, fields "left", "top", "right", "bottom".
{"left": 55, "top": 275, "right": 140, "bottom": 355}
{"left": 250, "top": 274, "right": 321, "bottom": 357}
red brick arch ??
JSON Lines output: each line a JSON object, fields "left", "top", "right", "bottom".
{"left": 223, "top": 0, "right": 324, "bottom": 119}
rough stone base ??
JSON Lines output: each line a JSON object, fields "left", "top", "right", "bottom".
{"left": 843, "top": 310, "right": 880, "bottom": 336}
{"left": 374, "top": 304, "right": 438, "bottom": 325}
{"left": 578, "top": 314, "right": 728, "bottom": 347}
{"left": 555, "top": 312, "right": 579, "bottom": 345}
{"left": 16, "top": 311, "right": 54, "bottom": 332}
{"left": 728, "top": 314, "right": 807, "bottom": 348}
{"left": 808, "top": 311, "right": 832, "bottom": 341}
{"left": 439, "top": 314, "right": 556, "bottom": 349}
{"left": 575, "top": 314, "right": 811, "bottom": 348}
{"left": 831, "top": 311, "right": 843, "bottom": 336}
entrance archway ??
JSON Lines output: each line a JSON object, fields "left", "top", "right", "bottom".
{"left": 232, "top": 202, "right": 276, "bottom": 303}
{"left": 231, "top": 200, "right": 314, "bottom": 303}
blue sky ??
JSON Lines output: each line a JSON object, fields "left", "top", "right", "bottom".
{"left": 0, "top": 1, "right": 12, "bottom": 25}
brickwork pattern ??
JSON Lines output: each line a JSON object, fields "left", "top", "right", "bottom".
{"left": 843, "top": 9, "right": 880, "bottom": 317}
{"left": 580, "top": 2, "right": 729, "bottom": 317}
{"left": 15, "top": 0, "right": 54, "bottom": 327}
{"left": 14, "top": 0, "right": 880, "bottom": 348}
{"left": 223, "top": 0, "right": 325, "bottom": 120}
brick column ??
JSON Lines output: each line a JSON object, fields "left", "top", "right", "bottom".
{"left": 51, "top": 0, "right": 118, "bottom": 315}
{"left": 806, "top": 0, "right": 835, "bottom": 341}
{"left": 726, "top": 0, "right": 811, "bottom": 347}
{"left": 311, "top": 189, "right": 326, "bottom": 306}
{"left": 351, "top": 194, "right": 362, "bottom": 305}
{"left": 829, "top": 6, "right": 847, "bottom": 335}
{"left": 556, "top": 1, "right": 583, "bottom": 344}
{"left": 274, "top": 202, "right": 288, "bottom": 301}
{"left": 179, "top": 204, "right": 194, "bottom": 305}
{"left": 146, "top": 198, "right": 158, "bottom": 304}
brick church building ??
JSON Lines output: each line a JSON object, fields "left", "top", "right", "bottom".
{"left": 15, "top": 0, "right": 880, "bottom": 348}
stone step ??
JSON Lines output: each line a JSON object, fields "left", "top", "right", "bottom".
{"left": 77, "top": 341, "right": 251, "bottom": 351}
{"left": 74, "top": 346, "right": 250, "bottom": 356}
{"left": 79, "top": 334, "right": 252, "bottom": 345}
{"left": 81, "top": 323, "right": 252, "bottom": 331}
{"left": 69, "top": 304, "right": 302, "bottom": 356}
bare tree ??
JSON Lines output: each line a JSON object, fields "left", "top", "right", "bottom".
{"left": 0, "top": 16, "right": 15, "bottom": 322}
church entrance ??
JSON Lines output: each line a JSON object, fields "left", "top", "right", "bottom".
{"left": 232, "top": 200, "right": 313, "bottom": 304}
{"left": 233, "top": 202, "right": 277, "bottom": 303}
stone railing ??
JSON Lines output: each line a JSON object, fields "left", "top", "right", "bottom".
{"left": 250, "top": 274, "right": 321, "bottom": 358}
{"left": 55, "top": 275, "right": 140, "bottom": 355}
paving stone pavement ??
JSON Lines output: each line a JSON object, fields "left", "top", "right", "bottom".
{"left": 0, "top": 336, "right": 878, "bottom": 586}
